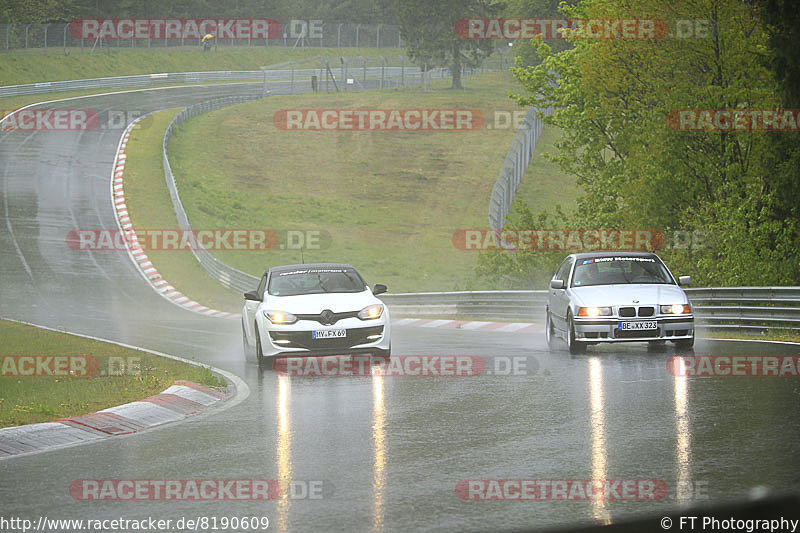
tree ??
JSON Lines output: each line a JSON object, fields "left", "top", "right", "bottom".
{"left": 488, "top": 0, "right": 800, "bottom": 286}
{"left": 398, "top": 0, "right": 502, "bottom": 89}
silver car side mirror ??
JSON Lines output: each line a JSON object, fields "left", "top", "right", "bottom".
{"left": 550, "top": 279, "right": 565, "bottom": 289}
{"left": 678, "top": 276, "right": 691, "bottom": 286}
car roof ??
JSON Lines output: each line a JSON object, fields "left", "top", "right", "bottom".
{"left": 265, "top": 263, "right": 357, "bottom": 276}
{"left": 569, "top": 251, "right": 661, "bottom": 260}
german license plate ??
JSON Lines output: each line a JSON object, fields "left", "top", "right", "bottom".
{"left": 619, "top": 321, "right": 658, "bottom": 331}
{"left": 313, "top": 329, "right": 346, "bottom": 339}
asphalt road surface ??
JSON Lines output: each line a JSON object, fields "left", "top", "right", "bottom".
{"left": 1, "top": 83, "right": 799, "bottom": 532}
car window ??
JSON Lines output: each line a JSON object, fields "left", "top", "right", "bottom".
{"left": 268, "top": 268, "right": 366, "bottom": 296}
{"left": 554, "top": 258, "right": 573, "bottom": 283}
{"left": 256, "top": 275, "right": 267, "bottom": 298}
{"left": 572, "top": 256, "right": 674, "bottom": 286}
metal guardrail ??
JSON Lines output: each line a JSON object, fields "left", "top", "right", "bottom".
{"left": 685, "top": 287, "right": 800, "bottom": 332}
{"left": 489, "top": 106, "right": 551, "bottom": 231}
{"left": 378, "top": 288, "right": 800, "bottom": 333}
{"left": 379, "top": 291, "right": 548, "bottom": 322}
{"left": 0, "top": 66, "right": 430, "bottom": 98}
{"left": 0, "top": 71, "right": 263, "bottom": 98}
{"left": 162, "top": 94, "right": 264, "bottom": 293}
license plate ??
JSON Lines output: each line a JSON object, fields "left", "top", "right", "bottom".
{"left": 619, "top": 321, "right": 658, "bottom": 331}
{"left": 313, "top": 329, "right": 346, "bottom": 339}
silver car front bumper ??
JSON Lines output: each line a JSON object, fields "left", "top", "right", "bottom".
{"left": 573, "top": 316, "right": 694, "bottom": 342}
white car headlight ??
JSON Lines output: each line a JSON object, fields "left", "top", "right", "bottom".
{"left": 660, "top": 304, "right": 691, "bottom": 314}
{"left": 263, "top": 310, "right": 298, "bottom": 324}
{"left": 577, "top": 306, "right": 612, "bottom": 317}
{"left": 358, "top": 304, "right": 384, "bottom": 320}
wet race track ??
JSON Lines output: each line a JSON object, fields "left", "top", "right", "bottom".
{"left": 1, "top": 84, "right": 799, "bottom": 532}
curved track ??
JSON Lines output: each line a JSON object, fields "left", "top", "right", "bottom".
{"left": 1, "top": 84, "right": 799, "bottom": 532}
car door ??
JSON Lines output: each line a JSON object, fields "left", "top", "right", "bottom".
{"left": 549, "top": 257, "right": 574, "bottom": 332}
{"left": 244, "top": 274, "right": 267, "bottom": 341}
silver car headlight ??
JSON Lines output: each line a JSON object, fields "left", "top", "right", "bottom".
{"left": 358, "top": 304, "right": 384, "bottom": 320}
{"left": 263, "top": 310, "right": 298, "bottom": 324}
{"left": 577, "top": 306, "right": 612, "bottom": 317}
{"left": 660, "top": 304, "right": 692, "bottom": 315}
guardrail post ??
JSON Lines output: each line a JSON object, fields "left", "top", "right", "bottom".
{"left": 341, "top": 57, "right": 346, "bottom": 92}
{"left": 355, "top": 24, "right": 361, "bottom": 48}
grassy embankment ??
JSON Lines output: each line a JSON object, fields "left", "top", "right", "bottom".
{"left": 166, "top": 71, "right": 552, "bottom": 293}
{"left": 0, "top": 319, "right": 224, "bottom": 428}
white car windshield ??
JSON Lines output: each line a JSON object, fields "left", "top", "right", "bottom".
{"left": 268, "top": 268, "right": 366, "bottom": 296}
{"left": 572, "top": 256, "right": 674, "bottom": 287}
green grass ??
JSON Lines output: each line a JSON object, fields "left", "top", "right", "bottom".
{"left": 166, "top": 71, "right": 532, "bottom": 292}
{"left": 514, "top": 124, "right": 581, "bottom": 216}
{"left": 0, "top": 46, "right": 403, "bottom": 86}
{"left": 0, "top": 319, "right": 225, "bottom": 428}
{"left": 122, "top": 110, "right": 244, "bottom": 313}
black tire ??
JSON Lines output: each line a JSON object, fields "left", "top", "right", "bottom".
{"left": 545, "top": 310, "right": 557, "bottom": 349}
{"left": 674, "top": 336, "right": 695, "bottom": 350}
{"left": 567, "top": 311, "right": 586, "bottom": 354}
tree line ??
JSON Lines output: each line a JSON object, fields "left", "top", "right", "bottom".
{"left": 476, "top": 0, "right": 800, "bottom": 287}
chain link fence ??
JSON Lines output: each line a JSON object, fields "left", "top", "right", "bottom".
{"left": 488, "top": 106, "right": 551, "bottom": 231}
{"left": 0, "top": 22, "right": 405, "bottom": 54}
{"left": 261, "top": 55, "right": 455, "bottom": 94}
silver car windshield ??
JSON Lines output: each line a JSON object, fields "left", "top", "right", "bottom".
{"left": 268, "top": 268, "right": 366, "bottom": 296}
{"left": 571, "top": 257, "right": 673, "bottom": 287}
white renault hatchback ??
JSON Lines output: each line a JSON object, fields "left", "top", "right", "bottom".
{"left": 242, "top": 263, "right": 391, "bottom": 368}
{"left": 546, "top": 252, "right": 694, "bottom": 353}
